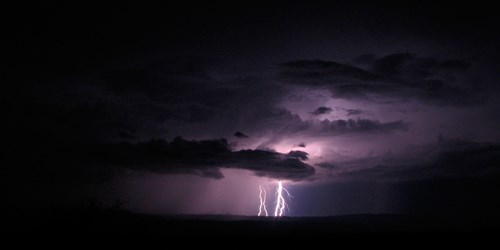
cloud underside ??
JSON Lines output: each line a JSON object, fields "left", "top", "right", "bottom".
{"left": 317, "top": 138, "right": 500, "bottom": 181}
{"left": 276, "top": 113, "right": 409, "bottom": 136}
{"left": 84, "top": 137, "right": 315, "bottom": 181}
{"left": 311, "top": 106, "right": 332, "bottom": 116}
{"left": 318, "top": 118, "right": 408, "bottom": 134}
{"left": 280, "top": 54, "right": 477, "bottom": 105}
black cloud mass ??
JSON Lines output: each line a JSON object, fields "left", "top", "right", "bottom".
{"left": 79, "top": 137, "right": 315, "bottom": 181}
{"left": 280, "top": 54, "right": 482, "bottom": 105}
{"left": 7, "top": 0, "right": 500, "bottom": 218}
{"left": 311, "top": 106, "right": 333, "bottom": 116}
{"left": 318, "top": 137, "right": 500, "bottom": 181}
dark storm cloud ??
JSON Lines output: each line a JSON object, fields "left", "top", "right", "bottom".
{"left": 427, "top": 138, "right": 500, "bottom": 176}
{"left": 258, "top": 108, "right": 408, "bottom": 136}
{"left": 281, "top": 59, "right": 378, "bottom": 83}
{"left": 372, "top": 53, "right": 416, "bottom": 77}
{"left": 354, "top": 54, "right": 376, "bottom": 65}
{"left": 286, "top": 150, "right": 309, "bottom": 161}
{"left": 310, "top": 106, "right": 332, "bottom": 116}
{"left": 323, "top": 137, "right": 500, "bottom": 181}
{"left": 96, "top": 57, "right": 226, "bottom": 124}
{"left": 279, "top": 54, "right": 479, "bottom": 105}
{"left": 17, "top": 52, "right": 291, "bottom": 146}
{"left": 318, "top": 118, "right": 409, "bottom": 134}
{"left": 9, "top": 0, "right": 500, "bottom": 217}
{"left": 234, "top": 131, "right": 249, "bottom": 138}
{"left": 94, "top": 57, "right": 291, "bottom": 137}
{"left": 83, "top": 137, "right": 315, "bottom": 181}
{"left": 228, "top": 150, "right": 314, "bottom": 180}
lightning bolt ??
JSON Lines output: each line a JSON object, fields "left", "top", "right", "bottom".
{"left": 258, "top": 185, "right": 268, "bottom": 216}
{"left": 274, "top": 181, "right": 290, "bottom": 217}
{"left": 257, "top": 181, "right": 291, "bottom": 217}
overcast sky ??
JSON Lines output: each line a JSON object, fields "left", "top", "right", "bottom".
{"left": 9, "top": 0, "right": 500, "bottom": 216}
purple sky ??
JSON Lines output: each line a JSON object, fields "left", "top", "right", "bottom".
{"left": 9, "top": 1, "right": 500, "bottom": 217}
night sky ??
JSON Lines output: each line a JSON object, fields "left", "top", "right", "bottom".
{"left": 9, "top": 0, "right": 500, "bottom": 217}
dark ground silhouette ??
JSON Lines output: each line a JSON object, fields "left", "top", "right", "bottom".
{"left": 6, "top": 208, "right": 500, "bottom": 236}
